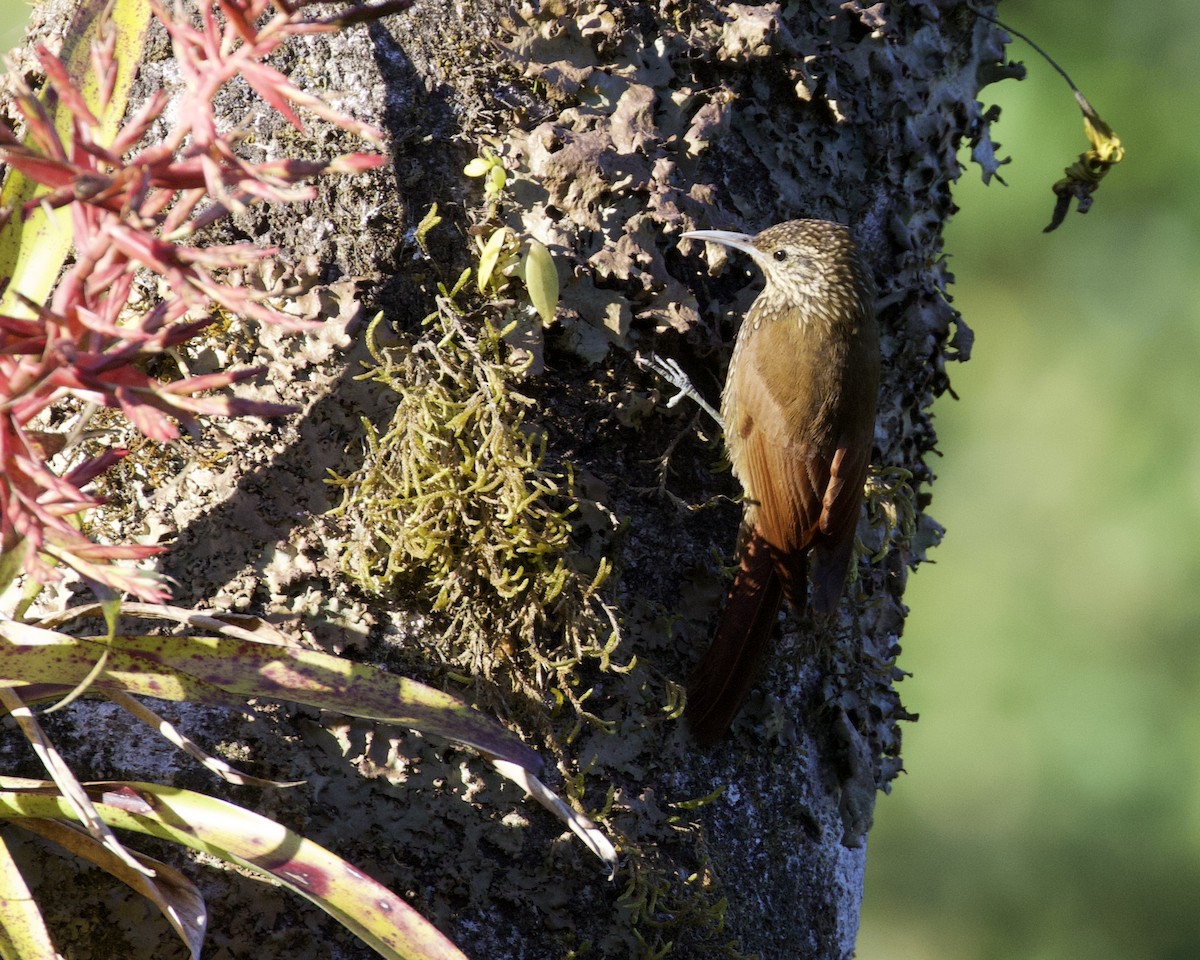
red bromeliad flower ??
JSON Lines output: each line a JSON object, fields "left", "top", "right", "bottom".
{"left": 0, "top": 0, "right": 399, "bottom": 600}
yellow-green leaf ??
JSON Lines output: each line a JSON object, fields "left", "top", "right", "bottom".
{"left": 0, "top": 781, "right": 468, "bottom": 960}
{"left": 0, "top": 622, "right": 543, "bottom": 773}
{"left": 522, "top": 240, "right": 560, "bottom": 325}
{"left": 486, "top": 164, "right": 507, "bottom": 195}
{"left": 0, "top": 830, "right": 57, "bottom": 959}
{"left": 477, "top": 227, "right": 508, "bottom": 292}
{"left": 463, "top": 157, "right": 492, "bottom": 177}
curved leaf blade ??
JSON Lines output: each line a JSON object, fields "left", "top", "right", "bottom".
{"left": 0, "top": 829, "right": 57, "bottom": 960}
{"left": 0, "top": 780, "right": 468, "bottom": 960}
{"left": 15, "top": 817, "right": 206, "bottom": 959}
{"left": 0, "top": 624, "right": 542, "bottom": 772}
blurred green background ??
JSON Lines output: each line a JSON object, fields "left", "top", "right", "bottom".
{"left": 1, "top": 0, "right": 1195, "bottom": 957}
{"left": 859, "top": 1, "right": 1200, "bottom": 958}
{"left": 2, "top": 0, "right": 26, "bottom": 54}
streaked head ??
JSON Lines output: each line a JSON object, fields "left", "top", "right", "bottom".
{"left": 682, "top": 219, "right": 871, "bottom": 316}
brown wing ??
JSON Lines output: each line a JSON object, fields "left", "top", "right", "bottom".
{"left": 809, "top": 437, "right": 872, "bottom": 615}
{"left": 738, "top": 421, "right": 826, "bottom": 553}
{"left": 726, "top": 305, "right": 876, "bottom": 614}
{"left": 810, "top": 310, "right": 879, "bottom": 614}
{"left": 726, "top": 351, "right": 828, "bottom": 609}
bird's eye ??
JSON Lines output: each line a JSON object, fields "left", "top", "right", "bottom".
{"left": 773, "top": 249, "right": 788, "bottom": 262}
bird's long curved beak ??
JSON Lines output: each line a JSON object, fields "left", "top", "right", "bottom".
{"left": 681, "top": 230, "right": 763, "bottom": 265}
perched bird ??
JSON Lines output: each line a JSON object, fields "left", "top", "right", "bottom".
{"left": 682, "top": 219, "right": 880, "bottom": 744}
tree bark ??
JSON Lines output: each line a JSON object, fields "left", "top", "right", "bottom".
{"left": 8, "top": 1, "right": 1015, "bottom": 957}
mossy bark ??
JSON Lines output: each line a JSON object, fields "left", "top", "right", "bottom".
{"left": 7, "top": 1, "right": 1015, "bottom": 957}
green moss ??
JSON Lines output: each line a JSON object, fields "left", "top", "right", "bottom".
{"left": 616, "top": 821, "right": 748, "bottom": 960}
{"left": 327, "top": 298, "right": 626, "bottom": 734}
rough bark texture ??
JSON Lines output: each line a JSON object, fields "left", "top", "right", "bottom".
{"left": 5, "top": 1, "right": 1015, "bottom": 957}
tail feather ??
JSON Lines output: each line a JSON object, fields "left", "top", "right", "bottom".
{"left": 809, "top": 532, "right": 855, "bottom": 617}
{"left": 686, "top": 532, "right": 790, "bottom": 744}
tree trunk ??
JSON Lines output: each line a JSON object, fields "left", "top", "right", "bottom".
{"left": 9, "top": 0, "right": 1015, "bottom": 957}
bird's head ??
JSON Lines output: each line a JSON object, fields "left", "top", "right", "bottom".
{"left": 682, "top": 219, "right": 872, "bottom": 320}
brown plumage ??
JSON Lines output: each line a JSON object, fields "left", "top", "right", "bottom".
{"left": 682, "top": 220, "right": 880, "bottom": 744}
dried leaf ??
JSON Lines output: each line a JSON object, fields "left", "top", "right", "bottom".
{"left": 1044, "top": 90, "right": 1124, "bottom": 232}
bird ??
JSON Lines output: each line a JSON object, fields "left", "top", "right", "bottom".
{"left": 681, "top": 219, "right": 880, "bottom": 744}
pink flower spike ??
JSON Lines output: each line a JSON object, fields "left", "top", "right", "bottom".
{"left": 0, "top": 0, "right": 406, "bottom": 601}
{"left": 64, "top": 448, "right": 128, "bottom": 488}
{"left": 216, "top": 0, "right": 262, "bottom": 46}
{"left": 111, "top": 91, "right": 171, "bottom": 154}
{"left": 68, "top": 541, "right": 163, "bottom": 561}
{"left": 240, "top": 61, "right": 308, "bottom": 133}
{"left": 107, "top": 222, "right": 177, "bottom": 274}
{"left": 2, "top": 151, "right": 79, "bottom": 190}
{"left": 37, "top": 43, "right": 102, "bottom": 129}
{"left": 328, "top": 152, "right": 387, "bottom": 174}
{"left": 10, "top": 84, "right": 66, "bottom": 160}
{"left": 114, "top": 387, "right": 183, "bottom": 442}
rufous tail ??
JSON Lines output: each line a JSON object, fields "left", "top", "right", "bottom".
{"left": 686, "top": 531, "right": 794, "bottom": 744}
